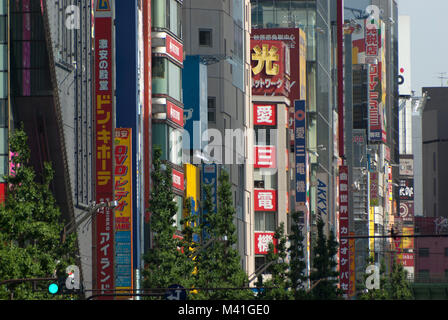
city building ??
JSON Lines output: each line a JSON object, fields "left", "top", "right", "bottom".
{"left": 182, "top": 0, "right": 253, "bottom": 274}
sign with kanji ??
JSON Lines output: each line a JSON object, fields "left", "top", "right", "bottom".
{"left": 294, "top": 100, "right": 307, "bottom": 204}
{"left": 254, "top": 146, "right": 276, "bottom": 168}
{"left": 254, "top": 232, "right": 277, "bottom": 255}
{"left": 167, "top": 101, "right": 184, "bottom": 127}
{"left": 254, "top": 190, "right": 277, "bottom": 212}
{"left": 166, "top": 34, "right": 183, "bottom": 65}
{"left": 113, "top": 129, "right": 133, "bottom": 296}
{"left": 172, "top": 169, "right": 184, "bottom": 191}
{"left": 94, "top": 1, "right": 114, "bottom": 297}
{"left": 254, "top": 104, "right": 276, "bottom": 126}
{"left": 339, "top": 165, "right": 350, "bottom": 295}
{"left": 251, "top": 40, "right": 290, "bottom": 97}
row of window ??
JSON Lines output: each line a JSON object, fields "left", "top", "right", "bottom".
{"left": 418, "top": 247, "right": 448, "bottom": 257}
{"left": 152, "top": 0, "right": 182, "bottom": 39}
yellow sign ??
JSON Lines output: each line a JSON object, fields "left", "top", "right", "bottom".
{"left": 298, "top": 29, "right": 307, "bottom": 101}
{"left": 252, "top": 44, "right": 280, "bottom": 76}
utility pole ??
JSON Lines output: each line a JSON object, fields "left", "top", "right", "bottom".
{"left": 437, "top": 72, "right": 448, "bottom": 87}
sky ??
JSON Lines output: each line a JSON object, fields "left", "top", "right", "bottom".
{"left": 396, "top": 0, "right": 448, "bottom": 95}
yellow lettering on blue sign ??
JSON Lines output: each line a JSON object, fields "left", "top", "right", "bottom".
{"left": 97, "top": 0, "right": 110, "bottom": 11}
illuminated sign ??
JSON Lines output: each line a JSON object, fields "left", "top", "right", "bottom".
{"left": 254, "top": 190, "right": 277, "bottom": 212}
{"left": 251, "top": 40, "right": 290, "bottom": 96}
{"left": 254, "top": 146, "right": 276, "bottom": 169}
{"left": 254, "top": 104, "right": 276, "bottom": 126}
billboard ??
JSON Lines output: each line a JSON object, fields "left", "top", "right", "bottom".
{"left": 399, "top": 157, "right": 414, "bottom": 176}
{"left": 294, "top": 100, "right": 306, "bottom": 205}
{"left": 254, "top": 103, "right": 277, "bottom": 126}
{"left": 254, "top": 190, "right": 277, "bottom": 212}
{"left": 399, "top": 201, "right": 414, "bottom": 224}
{"left": 339, "top": 165, "right": 350, "bottom": 295}
{"left": 250, "top": 40, "right": 291, "bottom": 97}
{"left": 114, "top": 129, "right": 133, "bottom": 296}
{"left": 251, "top": 28, "right": 307, "bottom": 147}
{"left": 399, "top": 179, "right": 414, "bottom": 201}
{"left": 94, "top": 1, "right": 114, "bottom": 296}
{"left": 370, "top": 172, "right": 379, "bottom": 206}
{"left": 183, "top": 56, "right": 207, "bottom": 151}
{"left": 254, "top": 232, "right": 277, "bottom": 255}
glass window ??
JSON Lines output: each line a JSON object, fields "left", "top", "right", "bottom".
{"left": 0, "top": 71, "right": 6, "bottom": 99}
{"left": 418, "top": 248, "right": 429, "bottom": 257}
{"left": 254, "top": 168, "right": 277, "bottom": 189}
{"left": 208, "top": 97, "right": 216, "bottom": 123}
{"left": 173, "top": 195, "right": 183, "bottom": 231}
{"left": 153, "top": 123, "right": 168, "bottom": 160}
{"left": 0, "top": 16, "right": 6, "bottom": 43}
{"left": 199, "top": 29, "right": 212, "bottom": 47}
{"left": 255, "top": 256, "right": 269, "bottom": 274}
{"left": 169, "top": 127, "right": 182, "bottom": 166}
{"left": 152, "top": 57, "right": 182, "bottom": 102}
{"left": 255, "top": 212, "right": 276, "bottom": 232}
{"left": 152, "top": 0, "right": 182, "bottom": 38}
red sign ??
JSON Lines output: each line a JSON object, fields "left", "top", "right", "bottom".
{"left": 167, "top": 101, "right": 184, "bottom": 127}
{"left": 254, "top": 190, "right": 277, "bottom": 212}
{"left": 339, "top": 165, "right": 350, "bottom": 295}
{"left": 251, "top": 40, "right": 290, "bottom": 97}
{"left": 94, "top": 13, "right": 114, "bottom": 296}
{"left": 254, "top": 146, "right": 276, "bottom": 168}
{"left": 400, "top": 253, "right": 414, "bottom": 267}
{"left": 166, "top": 34, "right": 183, "bottom": 64}
{"left": 172, "top": 169, "right": 184, "bottom": 191}
{"left": 254, "top": 104, "right": 276, "bottom": 126}
{"left": 254, "top": 232, "right": 277, "bottom": 255}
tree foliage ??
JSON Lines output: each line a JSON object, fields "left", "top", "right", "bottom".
{"left": 0, "top": 126, "right": 77, "bottom": 300}
{"left": 309, "top": 216, "right": 342, "bottom": 300}
{"left": 191, "top": 169, "right": 252, "bottom": 300}
{"left": 142, "top": 146, "right": 195, "bottom": 295}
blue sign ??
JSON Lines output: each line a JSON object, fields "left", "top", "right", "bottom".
{"left": 115, "top": 231, "right": 132, "bottom": 287}
{"left": 165, "top": 284, "right": 187, "bottom": 300}
{"left": 202, "top": 163, "right": 218, "bottom": 240}
{"left": 294, "top": 100, "right": 307, "bottom": 204}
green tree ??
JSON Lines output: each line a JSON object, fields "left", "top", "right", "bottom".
{"left": 0, "top": 126, "right": 77, "bottom": 300}
{"left": 288, "top": 211, "right": 309, "bottom": 299}
{"left": 359, "top": 257, "right": 413, "bottom": 300}
{"left": 142, "top": 146, "right": 195, "bottom": 296}
{"left": 309, "top": 216, "right": 342, "bottom": 300}
{"left": 256, "top": 223, "right": 293, "bottom": 300}
{"left": 357, "top": 256, "right": 389, "bottom": 300}
{"left": 192, "top": 169, "right": 252, "bottom": 300}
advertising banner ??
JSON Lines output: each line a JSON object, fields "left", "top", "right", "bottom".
{"left": 254, "top": 146, "right": 277, "bottom": 169}
{"left": 370, "top": 172, "right": 379, "bottom": 206}
{"left": 94, "top": 0, "right": 114, "bottom": 296}
{"left": 251, "top": 28, "right": 307, "bottom": 148}
{"left": 399, "top": 179, "right": 414, "bottom": 201}
{"left": 172, "top": 169, "right": 184, "bottom": 191}
{"left": 294, "top": 100, "right": 306, "bottom": 205}
{"left": 166, "top": 34, "right": 183, "bottom": 65}
{"left": 250, "top": 40, "right": 291, "bottom": 97}
{"left": 114, "top": 129, "right": 133, "bottom": 296}
{"left": 254, "top": 232, "right": 277, "bottom": 255}
{"left": 254, "top": 103, "right": 277, "bottom": 126}
{"left": 339, "top": 165, "right": 350, "bottom": 295}
{"left": 254, "top": 190, "right": 277, "bottom": 212}
{"left": 402, "top": 227, "right": 414, "bottom": 250}
{"left": 399, "top": 201, "right": 414, "bottom": 225}
{"left": 399, "top": 157, "right": 414, "bottom": 176}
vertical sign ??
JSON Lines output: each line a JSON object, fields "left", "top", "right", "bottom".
{"left": 339, "top": 165, "right": 350, "bottom": 295}
{"left": 114, "top": 129, "right": 133, "bottom": 297}
{"left": 254, "top": 190, "right": 277, "bottom": 212}
{"left": 254, "top": 232, "right": 277, "bottom": 255}
{"left": 349, "top": 232, "right": 356, "bottom": 298}
{"left": 254, "top": 104, "right": 277, "bottom": 126}
{"left": 294, "top": 100, "right": 306, "bottom": 205}
{"left": 254, "top": 146, "right": 277, "bottom": 169}
{"left": 369, "top": 172, "right": 379, "bottom": 206}
{"left": 94, "top": 0, "right": 114, "bottom": 297}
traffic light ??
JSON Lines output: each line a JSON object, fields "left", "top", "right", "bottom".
{"left": 48, "top": 277, "right": 65, "bottom": 295}
{"left": 48, "top": 265, "right": 81, "bottom": 295}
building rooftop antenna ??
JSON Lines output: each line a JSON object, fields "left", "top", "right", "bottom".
{"left": 437, "top": 72, "right": 448, "bottom": 87}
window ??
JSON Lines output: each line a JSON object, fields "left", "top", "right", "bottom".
{"left": 418, "top": 248, "right": 429, "bottom": 257}
{"left": 173, "top": 195, "right": 183, "bottom": 231}
{"left": 153, "top": 123, "right": 182, "bottom": 166}
{"left": 445, "top": 248, "right": 448, "bottom": 257}
{"left": 208, "top": 97, "right": 216, "bottom": 123}
{"left": 199, "top": 29, "right": 212, "bottom": 47}
{"left": 255, "top": 127, "right": 277, "bottom": 145}
{"left": 152, "top": 0, "right": 182, "bottom": 38}
{"left": 255, "top": 212, "right": 276, "bottom": 232}
{"left": 255, "top": 256, "right": 269, "bottom": 275}
{"left": 152, "top": 57, "right": 182, "bottom": 102}
{"left": 254, "top": 168, "right": 277, "bottom": 189}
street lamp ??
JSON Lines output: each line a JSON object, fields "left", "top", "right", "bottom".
{"left": 60, "top": 200, "right": 118, "bottom": 243}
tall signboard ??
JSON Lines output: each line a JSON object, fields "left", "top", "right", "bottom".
{"left": 250, "top": 40, "right": 291, "bottom": 97}
{"left": 94, "top": 0, "right": 114, "bottom": 298}
{"left": 114, "top": 128, "right": 133, "bottom": 297}
{"left": 339, "top": 165, "right": 350, "bottom": 295}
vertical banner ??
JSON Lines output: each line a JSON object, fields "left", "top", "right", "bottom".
{"left": 349, "top": 232, "right": 356, "bottom": 298}
{"left": 369, "top": 172, "right": 379, "bottom": 206}
{"left": 94, "top": 0, "right": 114, "bottom": 298}
{"left": 294, "top": 100, "right": 306, "bottom": 205}
{"left": 114, "top": 128, "right": 133, "bottom": 298}
{"left": 339, "top": 165, "right": 350, "bottom": 295}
